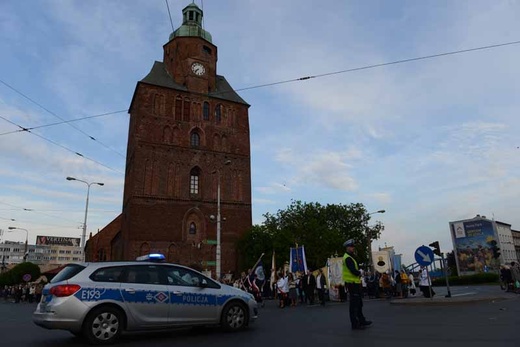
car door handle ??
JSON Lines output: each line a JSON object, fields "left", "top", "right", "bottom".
{"left": 125, "top": 288, "right": 136, "bottom": 294}
{"left": 172, "top": 291, "right": 183, "bottom": 296}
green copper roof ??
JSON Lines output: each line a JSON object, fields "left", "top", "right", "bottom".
{"left": 169, "top": 3, "right": 212, "bottom": 43}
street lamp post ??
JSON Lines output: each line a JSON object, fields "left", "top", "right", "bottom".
{"left": 212, "top": 160, "right": 231, "bottom": 281}
{"left": 366, "top": 210, "right": 385, "bottom": 271}
{"left": 66, "top": 177, "right": 104, "bottom": 260}
{"left": 8, "top": 227, "right": 29, "bottom": 262}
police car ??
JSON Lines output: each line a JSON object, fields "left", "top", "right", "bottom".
{"left": 33, "top": 254, "right": 258, "bottom": 345}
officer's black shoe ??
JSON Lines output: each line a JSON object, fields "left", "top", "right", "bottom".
{"left": 360, "top": 320, "right": 372, "bottom": 326}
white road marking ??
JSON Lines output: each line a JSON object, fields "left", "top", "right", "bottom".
{"left": 451, "top": 292, "right": 477, "bottom": 297}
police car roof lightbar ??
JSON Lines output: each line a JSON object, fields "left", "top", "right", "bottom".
{"left": 136, "top": 253, "right": 166, "bottom": 262}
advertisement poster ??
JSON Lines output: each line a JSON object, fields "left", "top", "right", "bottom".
{"left": 36, "top": 235, "right": 81, "bottom": 247}
{"left": 450, "top": 219, "right": 498, "bottom": 275}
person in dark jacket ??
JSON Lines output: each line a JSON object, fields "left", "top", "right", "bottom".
{"left": 302, "top": 270, "right": 316, "bottom": 305}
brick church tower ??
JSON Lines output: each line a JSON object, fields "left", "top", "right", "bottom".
{"left": 111, "top": 3, "right": 252, "bottom": 277}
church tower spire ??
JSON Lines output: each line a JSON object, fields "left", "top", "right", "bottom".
{"left": 169, "top": 3, "right": 212, "bottom": 43}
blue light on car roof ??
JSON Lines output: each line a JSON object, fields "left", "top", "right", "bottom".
{"left": 135, "top": 253, "right": 166, "bottom": 262}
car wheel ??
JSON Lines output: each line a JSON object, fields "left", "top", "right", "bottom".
{"left": 221, "top": 302, "right": 247, "bottom": 332}
{"left": 83, "top": 306, "right": 123, "bottom": 345}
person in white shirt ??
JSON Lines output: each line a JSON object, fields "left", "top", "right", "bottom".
{"left": 316, "top": 268, "right": 327, "bottom": 305}
{"left": 276, "top": 273, "right": 288, "bottom": 308}
{"left": 408, "top": 272, "right": 416, "bottom": 295}
{"left": 418, "top": 268, "right": 435, "bottom": 298}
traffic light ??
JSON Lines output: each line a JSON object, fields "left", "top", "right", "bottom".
{"left": 489, "top": 240, "right": 501, "bottom": 259}
{"left": 492, "top": 246, "right": 501, "bottom": 259}
{"left": 429, "top": 241, "right": 442, "bottom": 257}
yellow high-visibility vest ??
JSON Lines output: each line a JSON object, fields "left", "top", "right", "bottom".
{"left": 342, "top": 253, "right": 361, "bottom": 284}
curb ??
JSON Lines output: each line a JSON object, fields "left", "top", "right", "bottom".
{"left": 388, "top": 296, "right": 512, "bottom": 306}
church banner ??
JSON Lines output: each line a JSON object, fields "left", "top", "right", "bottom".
{"left": 289, "top": 246, "right": 308, "bottom": 274}
{"left": 327, "top": 257, "right": 344, "bottom": 301}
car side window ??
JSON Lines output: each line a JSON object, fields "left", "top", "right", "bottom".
{"left": 164, "top": 266, "right": 220, "bottom": 289}
{"left": 90, "top": 266, "right": 124, "bottom": 283}
{"left": 122, "top": 265, "right": 167, "bottom": 285}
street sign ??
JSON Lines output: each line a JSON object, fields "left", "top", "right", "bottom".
{"left": 414, "top": 246, "right": 434, "bottom": 267}
{"left": 201, "top": 261, "right": 217, "bottom": 266}
{"left": 23, "top": 274, "right": 31, "bottom": 282}
{"left": 203, "top": 240, "right": 218, "bottom": 245}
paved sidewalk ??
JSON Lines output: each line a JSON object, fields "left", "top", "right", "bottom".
{"left": 389, "top": 285, "right": 518, "bottom": 306}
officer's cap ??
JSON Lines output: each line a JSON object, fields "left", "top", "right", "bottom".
{"left": 343, "top": 239, "right": 355, "bottom": 247}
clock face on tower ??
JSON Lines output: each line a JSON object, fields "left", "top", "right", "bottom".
{"left": 191, "top": 62, "right": 206, "bottom": 76}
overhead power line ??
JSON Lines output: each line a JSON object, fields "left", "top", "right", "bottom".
{"left": 0, "top": 109, "right": 127, "bottom": 136}
{"left": 165, "top": 0, "right": 175, "bottom": 32}
{"left": 0, "top": 113, "right": 124, "bottom": 174}
{"left": 0, "top": 79, "right": 126, "bottom": 158}
{"left": 0, "top": 201, "right": 83, "bottom": 225}
{"left": 231, "top": 40, "right": 520, "bottom": 93}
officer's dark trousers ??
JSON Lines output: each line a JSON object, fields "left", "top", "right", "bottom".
{"left": 346, "top": 282, "right": 366, "bottom": 327}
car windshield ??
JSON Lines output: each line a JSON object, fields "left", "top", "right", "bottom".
{"left": 50, "top": 264, "right": 86, "bottom": 283}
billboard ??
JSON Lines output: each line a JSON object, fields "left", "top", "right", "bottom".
{"left": 36, "top": 235, "right": 80, "bottom": 247}
{"left": 450, "top": 219, "right": 498, "bottom": 275}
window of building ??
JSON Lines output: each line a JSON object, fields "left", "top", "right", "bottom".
{"left": 203, "top": 102, "right": 210, "bottom": 120}
{"left": 190, "top": 132, "right": 200, "bottom": 147}
{"left": 175, "top": 96, "right": 182, "bottom": 120}
{"left": 190, "top": 167, "right": 200, "bottom": 194}
{"left": 183, "top": 98, "right": 191, "bottom": 122}
{"left": 203, "top": 45, "right": 212, "bottom": 55}
{"left": 189, "top": 11, "right": 194, "bottom": 21}
{"left": 189, "top": 222, "right": 197, "bottom": 235}
{"left": 215, "top": 104, "right": 222, "bottom": 124}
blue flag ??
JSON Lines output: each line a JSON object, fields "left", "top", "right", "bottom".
{"left": 289, "top": 246, "right": 308, "bottom": 273}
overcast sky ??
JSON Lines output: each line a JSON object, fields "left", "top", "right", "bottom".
{"left": 1, "top": 0, "right": 520, "bottom": 265}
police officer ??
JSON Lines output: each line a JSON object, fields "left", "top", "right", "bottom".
{"left": 343, "top": 239, "right": 372, "bottom": 330}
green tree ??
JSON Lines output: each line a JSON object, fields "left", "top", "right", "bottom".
{"left": 238, "top": 201, "right": 385, "bottom": 271}
{"left": 0, "top": 262, "right": 41, "bottom": 286}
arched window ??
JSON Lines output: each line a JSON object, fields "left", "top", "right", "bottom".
{"left": 215, "top": 104, "right": 222, "bottom": 124}
{"left": 183, "top": 98, "right": 191, "bottom": 122}
{"left": 190, "top": 167, "right": 200, "bottom": 195}
{"left": 203, "top": 102, "right": 210, "bottom": 121}
{"left": 190, "top": 132, "right": 200, "bottom": 147}
{"left": 175, "top": 96, "right": 182, "bottom": 120}
{"left": 189, "top": 222, "right": 197, "bottom": 235}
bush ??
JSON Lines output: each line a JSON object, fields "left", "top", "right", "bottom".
{"left": 432, "top": 273, "right": 499, "bottom": 286}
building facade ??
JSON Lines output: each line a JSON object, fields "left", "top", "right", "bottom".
{"left": 1, "top": 240, "right": 83, "bottom": 272}
{"left": 511, "top": 229, "right": 520, "bottom": 263}
{"left": 86, "top": 3, "right": 252, "bottom": 277}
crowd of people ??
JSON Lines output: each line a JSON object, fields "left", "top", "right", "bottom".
{"left": 220, "top": 264, "right": 437, "bottom": 310}
{"left": 499, "top": 261, "right": 520, "bottom": 293}
{"left": 0, "top": 283, "right": 44, "bottom": 303}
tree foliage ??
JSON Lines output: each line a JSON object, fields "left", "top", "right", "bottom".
{"left": 0, "top": 262, "right": 41, "bottom": 286}
{"left": 238, "top": 201, "right": 385, "bottom": 271}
